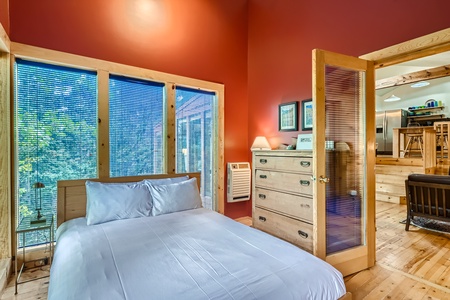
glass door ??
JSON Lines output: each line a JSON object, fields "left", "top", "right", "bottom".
{"left": 312, "top": 49, "right": 376, "bottom": 276}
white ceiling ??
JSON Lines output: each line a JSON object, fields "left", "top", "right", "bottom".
{"left": 375, "top": 51, "right": 450, "bottom": 98}
{"left": 376, "top": 51, "right": 450, "bottom": 80}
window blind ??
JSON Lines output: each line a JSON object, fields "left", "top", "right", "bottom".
{"left": 15, "top": 59, "right": 97, "bottom": 246}
{"left": 109, "top": 75, "right": 165, "bottom": 177}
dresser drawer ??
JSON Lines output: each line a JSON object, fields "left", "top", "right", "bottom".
{"left": 254, "top": 188, "right": 313, "bottom": 223}
{"left": 255, "top": 170, "right": 312, "bottom": 196}
{"left": 253, "top": 207, "right": 313, "bottom": 252}
{"left": 254, "top": 155, "right": 312, "bottom": 173}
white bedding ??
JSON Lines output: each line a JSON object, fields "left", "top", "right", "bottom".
{"left": 48, "top": 208, "right": 346, "bottom": 300}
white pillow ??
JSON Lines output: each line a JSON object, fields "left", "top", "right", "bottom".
{"left": 149, "top": 178, "right": 202, "bottom": 216}
{"left": 143, "top": 175, "right": 189, "bottom": 186}
{"left": 85, "top": 181, "right": 152, "bottom": 225}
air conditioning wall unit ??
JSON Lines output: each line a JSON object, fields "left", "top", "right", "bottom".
{"left": 227, "top": 162, "right": 251, "bottom": 203}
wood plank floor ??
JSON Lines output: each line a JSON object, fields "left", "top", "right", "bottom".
{"left": 345, "top": 201, "right": 450, "bottom": 299}
{"left": 1, "top": 202, "right": 449, "bottom": 299}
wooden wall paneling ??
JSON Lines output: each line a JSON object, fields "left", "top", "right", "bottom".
{"left": 0, "top": 23, "right": 10, "bottom": 296}
{"left": 0, "top": 52, "right": 9, "bottom": 260}
{"left": 375, "top": 165, "right": 423, "bottom": 203}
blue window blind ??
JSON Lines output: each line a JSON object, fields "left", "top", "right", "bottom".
{"left": 15, "top": 59, "right": 97, "bottom": 246}
{"left": 175, "top": 86, "right": 214, "bottom": 209}
{"left": 109, "top": 75, "right": 165, "bottom": 177}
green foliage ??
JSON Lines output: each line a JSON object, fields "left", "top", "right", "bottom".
{"left": 19, "top": 204, "right": 33, "bottom": 218}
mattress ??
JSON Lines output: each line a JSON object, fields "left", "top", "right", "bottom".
{"left": 48, "top": 208, "right": 346, "bottom": 299}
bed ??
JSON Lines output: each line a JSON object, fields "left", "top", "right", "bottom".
{"left": 49, "top": 173, "right": 351, "bottom": 300}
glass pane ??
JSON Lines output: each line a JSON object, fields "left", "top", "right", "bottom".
{"left": 109, "top": 76, "right": 164, "bottom": 177}
{"left": 175, "top": 87, "right": 214, "bottom": 209}
{"left": 15, "top": 59, "right": 97, "bottom": 246}
{"left": 325, "top": 65, "right": 365, "bottom": 254}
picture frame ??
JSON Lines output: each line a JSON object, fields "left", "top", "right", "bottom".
{"left": 301, "top": 99, "right": 313, "bottom": 131}
{"left": 278, "top": 101, "right": 298, "bottom": 131}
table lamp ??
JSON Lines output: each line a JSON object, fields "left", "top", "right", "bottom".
{"left": 251, "top": 136, "right": 271, "bottom": 151}
{"left": 31, "top": 182, "right": 46, "bottom": 224}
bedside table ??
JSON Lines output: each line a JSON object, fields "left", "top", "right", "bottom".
{"left": 15, "top": 214, "right": 54, "bottom": 294}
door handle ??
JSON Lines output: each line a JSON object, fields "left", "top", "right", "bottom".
{"left": 260, "top": 159, "right": 267, "bottom": 164}
{"left": 259, "top": 174, "right": 267, "bottom": 179}
{"left": 259, "top": 216, "right": 266, "bottom": 222}
{"left": 318, "top": 176, "right": 329, "bottom": 184}
{"left": 258, "top": 194, "right": 266, "bottom": 199}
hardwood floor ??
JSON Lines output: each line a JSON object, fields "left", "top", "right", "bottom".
{"left": 1, "top": 202, "right": 449, "bottom": 299}
{"left": 1, "top": 266, "right": 49, "bottom": 300}
{"left": 345, "top": 201, "right": 450, "bottom": 299}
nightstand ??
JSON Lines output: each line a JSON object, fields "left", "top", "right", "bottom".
{"left": 15, "top": 214, "right": 54, "bottom": 294}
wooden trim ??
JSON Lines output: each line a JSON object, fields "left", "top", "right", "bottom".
{"left": 312, "top": 49, "right": 326, "bottom": 259}
{"left": 365, "top": 59, "right": 377, "bottom": 268}
{"left": 0, "top": 23, "right": 10, "bottom": 53}
{"left": 11, "top": 43, "right": 222, "bottom": 92}
{"left": 97, "top": 70, "right": 110, "bottom": 179}
{"left": 216, "top": 85, "right": 225, "bottom": 214}
{"left": 376, "top": 157, "right": 423, "bottom": 166}
{"left": 376, "top": 64, "right": 450, "bottom": 89}
{"left": 57, "top": 173, "right": 200, "bottom": 227}
{"left": 166, "top": 83, "right": 175, "bottom": 174}
{"left": 360, "top": 28, "right": 450, "bottom": 68}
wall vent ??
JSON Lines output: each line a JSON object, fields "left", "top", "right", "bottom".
{"left": 227, "top": 162, "right": 251, "bottom": 203}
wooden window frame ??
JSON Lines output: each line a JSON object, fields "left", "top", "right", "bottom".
{"left": 9, "top": 42, "right": 225, "bottom": 257}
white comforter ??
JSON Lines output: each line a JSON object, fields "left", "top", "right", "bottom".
{"left": 48, "top": 208, "right": 346, "bottom": 300}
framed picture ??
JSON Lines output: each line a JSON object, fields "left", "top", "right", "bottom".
{"left": 278, "top": 101, "right": 298, "bottom": 131}
{"left": 301, "top": 99, "right": 313, "bottom": 131}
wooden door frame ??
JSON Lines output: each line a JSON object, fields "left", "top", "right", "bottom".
{"left": 360, "top": 28, "right": 450, "bottom": 70}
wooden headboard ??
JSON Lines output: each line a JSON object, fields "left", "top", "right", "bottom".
{"left": 57, "top": 173, "right": 201, "bottom": 227}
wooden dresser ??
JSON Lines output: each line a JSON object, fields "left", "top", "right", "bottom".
{"left": 252, "top": 150, "right": 314, "bottom": 253}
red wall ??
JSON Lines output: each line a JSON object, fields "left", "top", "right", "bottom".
{"left": 0, "top": 0, "right": 9, "bottom": 35}
{"left": 248, "top": 0, "right": 450, "bottom": 150}
{"left": 9, "top": 0, "right": 250, "bottom": 218}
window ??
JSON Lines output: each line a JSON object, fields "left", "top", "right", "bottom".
{"left": 13, "top": 44, "right": 225, "bottom": 251}
{"left": 109, "top": 75, "right": 165, "bottom": 177}
{"left": 15, "top": 59, "right": 97, "bottom": 246}
{"left": 175, "top": 87, "right": 215, "bottom": 209}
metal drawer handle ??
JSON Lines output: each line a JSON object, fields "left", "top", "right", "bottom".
{"left": 298, "top": 230, "right": 308, "bottom": 239}
{"left": 259, "top": 216, "right": 266, "bottom": 222}
{"left": 260, "top": 159, "right": 267, "bottom": 164}
{"left": 300, "top": 161, "right": 310, "bottom": 167}
{"left": 299, "top": 180, "right": 310, "bottom": 186}
{"left": 258, "top": 194, "right": 266, "bottom": 199}
{"left": 259, "top": 174, "right": 267, "bottom": 179}
{"left": 300, "top": 204, "right": 310, "bottom": 208}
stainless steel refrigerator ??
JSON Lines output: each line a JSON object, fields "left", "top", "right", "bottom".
{"left": 376, "top": 109, "right": 408, "bottom": 155}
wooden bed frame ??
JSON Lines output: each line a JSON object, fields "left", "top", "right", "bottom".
{"left": 56, "top": 172, "right": 201, "bottom": 227}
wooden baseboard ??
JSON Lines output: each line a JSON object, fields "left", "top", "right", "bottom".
{"left": 0, "top": 257, "right": 12, "bottom": 295}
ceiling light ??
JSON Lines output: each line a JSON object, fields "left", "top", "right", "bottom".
{"left": 384, "top": 95, "right": 401, "bottom": 102}
{"left": 411, "top": 81, "right": 430, "bottom": 88}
